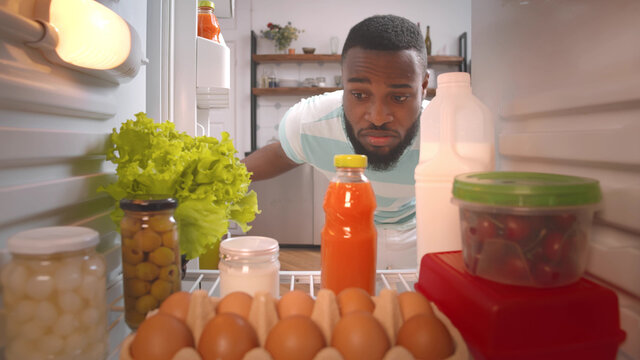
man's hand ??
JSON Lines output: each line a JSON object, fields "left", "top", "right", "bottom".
{"left": 241, "top": 142, "right": 301, "bottom": 181}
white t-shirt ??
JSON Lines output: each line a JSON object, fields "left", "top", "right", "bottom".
{"left": 278, "top": 90, "right": 427, "bottom": 268}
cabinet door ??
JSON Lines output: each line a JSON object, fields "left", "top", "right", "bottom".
{"left": 246, "top": 164, "right": 315, "bottom": 245}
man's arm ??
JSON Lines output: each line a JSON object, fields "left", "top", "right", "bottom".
{"left": 241, "top": 142, "right": 301, "bottom": 181}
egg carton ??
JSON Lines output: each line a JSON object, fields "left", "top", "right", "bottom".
{"left": 119, "top": 288, "right": 469, "bottom": 360}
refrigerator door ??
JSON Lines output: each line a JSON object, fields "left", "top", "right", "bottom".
{"left": 472, "top": 1, "right": 640, "bottom": 358}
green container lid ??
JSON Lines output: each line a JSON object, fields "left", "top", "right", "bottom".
{"left": 334, "top": 154, "right": 367, "bottom": 168}
{"left": 452, "top": 171, "right": 602, "bottom": 207}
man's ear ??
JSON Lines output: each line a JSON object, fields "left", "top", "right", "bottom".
{"left": 422, "top": 72, "right": 429, "bottom": 99}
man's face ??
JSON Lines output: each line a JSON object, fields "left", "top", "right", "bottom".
{"left": 342, "top": 47, "right": 428, "bottom": 170}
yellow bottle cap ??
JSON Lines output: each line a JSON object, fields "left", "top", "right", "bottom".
{"left": 198, "top": 0, "right": 214, "bottom": 9}
{"left": 334, "top": 154, "right": 367, "bottom": 168}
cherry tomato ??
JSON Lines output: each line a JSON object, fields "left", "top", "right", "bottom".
{"left": 502, "top": 255, "right": 530, "bottom": 282}
{"left": 551, "top": 213, "right": 576, "bottom": 231}
{"left": 477, "top": 216, "right": 498, "bottom": 240}
{"left": 463, "top": 225, "right": 484, "bottom": 255}
{"left": 533, "top": 261, "right": 561, "bottom": 286}
{"left": 504, "top": 215, "right": 532, "bottom": 243}
{"left": 543, "top": 231, "right": 566, "bottom": 262}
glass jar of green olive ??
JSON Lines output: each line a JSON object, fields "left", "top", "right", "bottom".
{"left": 119, "top": 197, "right": 180, "bottom": 329}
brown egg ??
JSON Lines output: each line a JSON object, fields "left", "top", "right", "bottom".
{"left": 337, "top": 287, "right": 374, "bottom": 316}
{"left": 264, "top": 315, "right": 326, "bottom": 360}
{"left": 159, "top": 291, "right": 191, "bottom": 322}
{"left": 130, "top": 313, "right": 194, "bottom": 360}
{"left": 198, "top": 313, "right": 259, "bottom": 360}
{"left": 331, "top": 311, "right": 390, "bottom": 360}
{"left": 278, "top": 290, "right": 315, "bottom": 318}
{"left": 396, "top": 313, "right": 454, "bottom": 360}
{"left": 217, "top": 291, "right": 253, "bottom": 320}
{"left": 397, "top": 291, "right": 434, "bottom": 321}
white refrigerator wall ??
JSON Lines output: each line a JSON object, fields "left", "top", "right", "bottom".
{"left": 472, "top": 1, "right": 640, "bottom": 358}
{"left": 0, "top": 0, "right": 150, "bottom": 354}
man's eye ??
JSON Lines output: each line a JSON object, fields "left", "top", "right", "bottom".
{"left": 393, "top": 95, "right": 409, "bottom": 103}
{"left": 351, "top": 92, "right": 368, "bottom": 100}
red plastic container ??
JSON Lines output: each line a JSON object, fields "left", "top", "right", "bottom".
{"left": 415, "top": 251, "right": 625, "bottom": 360}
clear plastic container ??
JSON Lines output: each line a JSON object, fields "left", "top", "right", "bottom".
{"left": 218, "top": 236, "right": 280, "bottom": 297}
{"left": 119, "top": 197, "right": 180, "bottom": 329}
{"left": 2, "top": 226, "right": 107, "bottom": 360}
{"left": 452, "top": 171, "right": 602, "bottom": 287}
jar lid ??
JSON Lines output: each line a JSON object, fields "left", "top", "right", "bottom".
{"left": 220, "top": 236, "right": 279, "bottom": 257}
{"left": 334, "top": 154, "right": 367, "bottom": 168}
{"left": 120, "top": 196, "right": 177, "bottom": 212}
{"left": 452, "top": 171, "right": 602, "bottom": 207}
{"left": 198, "top": 0, "right": 214, "bottom": 9}
{"left": 8, "top": 226, "right": 100, "bottom": 255}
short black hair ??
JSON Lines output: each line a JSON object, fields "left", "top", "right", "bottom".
{"left": 342, "top": 14, "right": 428, "bottom": 73}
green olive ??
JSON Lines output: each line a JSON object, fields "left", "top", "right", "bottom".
{"left": 133, "top": 229, "right": 162, "bottom": 252}
{"left": 135, "top": 294, "right": 159, "bottom": 314}
{"left": 161, "top": 230, "right": 178, "bottom": 248}
{"left": 150, "top": 279, "right": 173, "bottom": 301}
{"left": 149, "top": 247, "right": 176, "bottom": 267}
{"left": 125, "top": 279, "right": 151, "bottom": 298}
{"left": 159, "top": 264, "right": 180, "bottom": 283}
{"left": 148, "top": 214, "right": 175, "bottom": 232}
{"left": 121, "top": 216, "right": 142, "bottom": 237}
{"left": 122, "top": 246, "right": 144, "bottom": 265}
{"left": 135, "top": 262, "right": 160, "bottom": 281}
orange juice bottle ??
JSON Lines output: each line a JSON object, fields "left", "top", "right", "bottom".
{"left": 197, "top": 1, "right": 220, "bottom": 43}
{"left": 321, "top": 154, "right": 377, "bottom": 295}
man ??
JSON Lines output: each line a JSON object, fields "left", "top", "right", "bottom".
{"left": 243, "top": 14, "right": 429, "bottom": 269}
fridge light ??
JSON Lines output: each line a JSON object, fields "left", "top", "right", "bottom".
{"left": 32, "top": 0, "right": 145, "bottom": 82}
{"left": 47, "top": 0, "right": 131, "bottom": 70}
{"left": 0, "top": 0, "right": 144, "bottom": 83}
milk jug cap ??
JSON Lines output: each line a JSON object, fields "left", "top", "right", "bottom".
{"left": 437, "top": 72, "right": 470, "bottom": 86}
{"left": 334, "top": 154, "right": 367, "bottom": 168}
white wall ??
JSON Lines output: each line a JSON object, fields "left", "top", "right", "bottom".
{"left": 217, "top": 0, "right": 471, "bottom": 155}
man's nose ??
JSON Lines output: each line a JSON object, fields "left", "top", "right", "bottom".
{"left": 365, "top": 99, "right": 392, "bottom": 127}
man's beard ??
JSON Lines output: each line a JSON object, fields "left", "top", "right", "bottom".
{"left": 344, "top": 116, "right": 420, "bottom": 171}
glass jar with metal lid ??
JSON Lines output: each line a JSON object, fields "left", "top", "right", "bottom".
{"left": 218, "top": 236, "right": 280, "bottom": 297}
{"left": 452, "top": 171, "right": 602, "bottom": 287}
{"left": 1, "top": 226, "right": 107, "bottom": 360}
{"left": 119, "top": 196, "right": 179, "bottom": 329}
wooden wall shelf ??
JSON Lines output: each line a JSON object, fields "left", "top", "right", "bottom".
{"left": 252, "top": 54, "right": 341, "bottom": 63}
{"left": 253, "top": 87, "right": 342, "bottom": 96}
{"left": 252, "top": 54, "right": 464, "bottom": 66}
{"left": 253, "top": 87, "right": 436, "bottom": 97}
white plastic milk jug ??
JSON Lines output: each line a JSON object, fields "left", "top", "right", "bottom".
{"left": 415, "top": 72, "right": 494, "bottom": 265}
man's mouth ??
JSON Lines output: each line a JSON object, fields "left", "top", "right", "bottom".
{"left": 359, "top": 130, "right": 399, "bottom": 147}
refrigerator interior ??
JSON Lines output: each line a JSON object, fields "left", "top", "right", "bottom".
{"left": 0, "top": 0, "right": 638, "bottom": 359}
{"left": 472, "top": 1, "right": 640, "bottom": 358}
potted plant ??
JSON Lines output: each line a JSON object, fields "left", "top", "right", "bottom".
{"left": 261, "top": 22, "right": 303, "bottom": 53}
{"left": 100, "top": 112, "right": 260, "bottom": 269}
